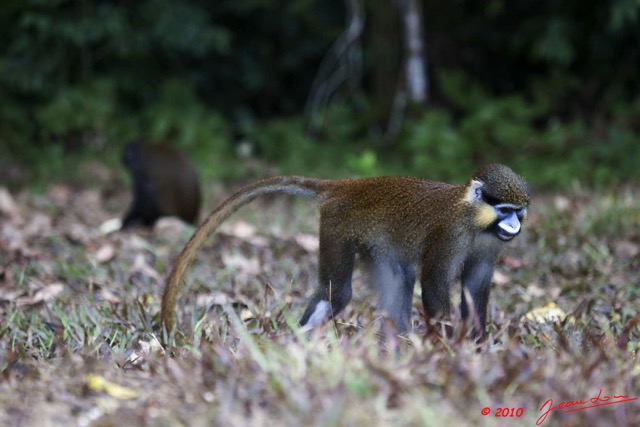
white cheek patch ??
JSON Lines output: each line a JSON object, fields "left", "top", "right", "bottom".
{"left": 305, "top": 300, "right": 331, "bottom": 328}
{"left": 498, "top": 215, "right": 521, "bottom": 234}
{"left": 465, "top": 180, "right": 484, "bottom": 203}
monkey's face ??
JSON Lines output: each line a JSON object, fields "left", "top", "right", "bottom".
{"left": 467, "top": 175, "right": 529, "bottom": 242}
{"left": 492, "top": 204, "right": 526, "bottom": 241}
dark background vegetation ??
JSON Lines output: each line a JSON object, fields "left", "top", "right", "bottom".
{"left": 1, "top": 0, "right": 639, "bottom": 188}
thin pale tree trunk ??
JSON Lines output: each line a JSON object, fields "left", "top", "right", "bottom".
{"left": 399, "top": 0, "right": 428, "bottom": 103}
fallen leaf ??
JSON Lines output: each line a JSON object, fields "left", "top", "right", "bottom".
{"left": 93, "top": 244, "right": 116, "bottom": 264}
{"left": 492, "top": 270, "right": 511, "bottom": 286}
{"left": 197, "top": 291, "right": 233, "bottom": 307}
{"left": 223, "top": 220, "right": 256, "bottom": 239}
{"left": 127, "top": 234, "right": 152, "bottom": 251}
{"left": 65, "top": 223, "right": 94, "bottom": 244}
{"left": 1, "top": 222, "right": 25, "bottom": 251}
{"left": 552, "top": 250, "right": 584, "bottom": 277}
{"left": 129, "top": 254, "right": 162, "bottom": 282}
{"left": 15, "top": 283, "right": 64, "bottom": 307}
{"left": 126, "top": 339, "right": 164, "bottom": 366}
{"left": 99, "top": 218, "right": 122, "bottom": 235}
{"left": 222, "top": 252, "right": 260, "bottom": 275}
{"left": 0, "top": 187, "right": 21, "bottom": 224}
{"left": 240, "top": 308, "right": 255, "bottom": 321}
{"left": 295, "top": 233, "right": 319, "bottom": 252}
{"left": 520, "top": 302, "right": 567, "bottom": 324}
{"left": 99, "top": 288, "right": 122, "bottom": 303}
{"left": 137, "top": 338, "right": 163, "bottom": 355}
{"left": 525, "top": 283, "right": 561, "bottom": 299}
{"left": 614, "top": 240, "right": 639, "bottom": 259}
{"left": 525, "top": 283, "right": 547, "bottom": 298}
{"left": 501, "top": 255, "right": 524, "bottom": 269}
{"left": 23, "top": 213, "right": 52, "bottom": 237}
{"left": 72, "top": 189, "right": 104, "bottom": 225}
{"left": 247, "top": 235, "right": 269, "bottom": 247}
{"left": 85, "top": 374, "right": 139, "bottom": 399}
{"left": 553, "top": 195, "right": 570, "bottom": 212}
{"left": 155, "top": 217, "right": 190, "bottom": 235}
{"left": 0, "top": 287, "right": 24, "bottom": 302}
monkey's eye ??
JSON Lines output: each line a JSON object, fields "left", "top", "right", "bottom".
{"left": 497, "top": 207, "right": 512, "bottom": 215}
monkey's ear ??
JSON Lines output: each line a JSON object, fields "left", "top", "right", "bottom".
{"left": 466, "top": 179, "right": 484, "bottom": 204}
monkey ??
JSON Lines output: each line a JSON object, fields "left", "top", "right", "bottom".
{"left": 121, "top": 142, "right": 201, "bottom": 229}
{"left": 161, "top": 164, "right": 529, "bottom": 338}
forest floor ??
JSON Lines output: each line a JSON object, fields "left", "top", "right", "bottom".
{"left": 1, "top": 166, "right": 639, "bottom": 426}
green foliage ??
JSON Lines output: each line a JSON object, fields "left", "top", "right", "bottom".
{"left": 139, "top": 79, "right": 237, "bottom": 180}
{"left": 346, "top": 150, "right": 377, "bottom": 177}
{"left": 610, "top": 0, "right": 640, "bottom": 30}
{"left": 244, "top": 102, "right": 372, "bottom": 177}
{"left": 0, "top": 0, "right": 343, "bottom": 180}
{"left": 582, "top": 192, "right": 640, "bottom": 240}
{"left": 37, "top": 79, "right": 117, "bottom": 141}
{"left": 1, "top": 0, "right": 639, "bottom": 189}
{"left": 530, "top": 18, "right": 575, "bottom": 67}
{"left": 246, "top": 117, "right": 346, "bottom": 177}
{"left": 397, "top": 71, "right": 640, "bottom": 186}
{"left": 401, "top": 110, "right": 471, "bottom": 182}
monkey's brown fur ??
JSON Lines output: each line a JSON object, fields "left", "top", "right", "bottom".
{"left": 162, "top": 164, "right": 529, "bottom": 336}
{"left": 122, "top": 142, "right": 201, "bottom": 228}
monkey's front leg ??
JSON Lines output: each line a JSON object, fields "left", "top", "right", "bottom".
{"left": 460, "top": 259, "right": 495, "bottom": 340}
{"left": 419, "top": 258, "right": 459, "bottom": 336}
{"left": 420, "top": 282, "right": 452, "bottom": 334}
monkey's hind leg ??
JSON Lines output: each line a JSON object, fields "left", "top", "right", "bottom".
{"left": 299, "top": 227, "right": 355, "bottom": 329}
{"left": 368, "top": 259, "right": 416, "bottom": 333}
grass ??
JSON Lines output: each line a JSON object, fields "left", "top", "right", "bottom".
{"left": 0, "top": 169, "right": 639, "bottom": 426}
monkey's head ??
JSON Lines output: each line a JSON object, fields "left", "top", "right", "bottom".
{"left": 466, "top": 164, "right": 530, "bottom": 242}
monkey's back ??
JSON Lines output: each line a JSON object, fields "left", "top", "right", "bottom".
{"left": 317, "top": 176, "right": 462, "bottom": 261}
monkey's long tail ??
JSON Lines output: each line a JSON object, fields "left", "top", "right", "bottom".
{"left": 161, "top": 176, "right": 322, "bottom": 333}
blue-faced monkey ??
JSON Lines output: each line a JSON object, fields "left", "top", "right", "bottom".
{"left": 161, "top": 164, "right": 529, "bottom": 338}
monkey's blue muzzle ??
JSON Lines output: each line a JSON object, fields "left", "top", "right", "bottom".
{"left": 496, "top": 210, "right": 521, "bottom": 241}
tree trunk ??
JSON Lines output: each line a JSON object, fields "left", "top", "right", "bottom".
{"left": 398, "top": 0, "right": 428, "bottom": 103}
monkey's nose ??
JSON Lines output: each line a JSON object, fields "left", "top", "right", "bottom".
{"left": 496, "top": 212, "right": 520, "bottom": 241}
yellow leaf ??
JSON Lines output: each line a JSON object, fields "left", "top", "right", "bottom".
{"left": 521, "top": 302, "right": 567, "bottom": 324}
{"left": 85, "top": 374, "right": 139, "bottom": 399}
{"left": 241, "top": 308, "right": 255, "bottom": 321}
